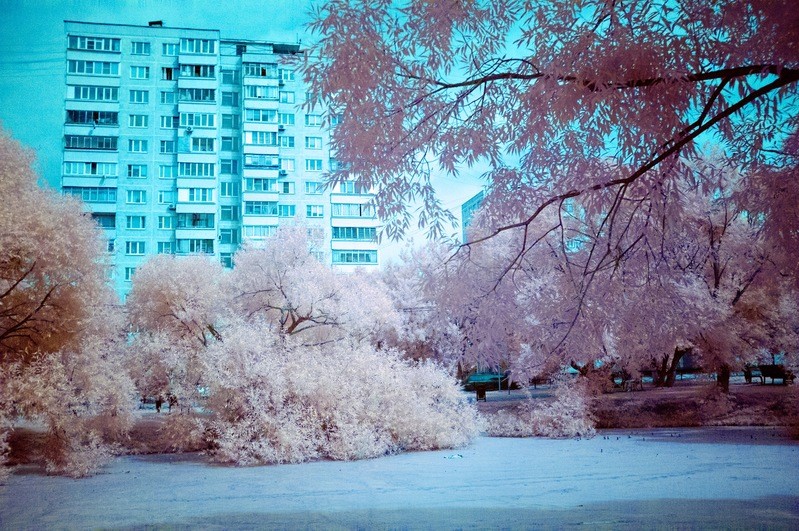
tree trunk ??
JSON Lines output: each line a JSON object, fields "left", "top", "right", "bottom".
{"left": 653, "top": 347, "right": 688, "bottom": 387}
{"left": 717, "top": 363, "right": 731, "bottom": 393}
{"left": 664, "top": 347, "right": 690, "bottom": 387}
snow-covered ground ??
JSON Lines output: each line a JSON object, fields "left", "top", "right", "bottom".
{"left": 2, "top": 429, "right": 798, "bottom": 529}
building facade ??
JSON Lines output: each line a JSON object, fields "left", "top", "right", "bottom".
{"left": 62, "top": 20, "right": 379, "bottom": 297}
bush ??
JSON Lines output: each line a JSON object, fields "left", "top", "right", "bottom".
{"left": 202, "top": 321, "right": 480, "bottom": 465}
{"left": 485, "top": 379, "right": 596, "bottom": 438}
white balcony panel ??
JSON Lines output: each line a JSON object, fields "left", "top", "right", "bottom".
{"left": 243, "top": 99, "right": 279, "bottom": 111}
{"left": 63, "top": 124, "right": 120, "bottom": 136}
{"left": 175, "top": 228, "right": 217, "bottom": 240}
{"left": 176, "top": 203, "right": 217, "bottom": 214}
{"left": 329, "top": 194, "right": 375, "bottom": 205}
{"left": 66, "top": 75, "right": 120, "bottom": 87}
{"left": 242, "top": 168, "right": 279, "bottom": 178}
{"left": 242, "top": 191, "right": 279, "bottom": 202}
{"left": 66, "top": 101, "right": 119, "bottom": 112}
{"left": 177, "top": 77, "right": 218, "bottom": 90}
{"left": 63, "top": 151, "right": 118, "bottom": 164}
{"left": 177, "top": 178, "right": 216, "bottom": 189}
{"left": 331, "top": 241, "right": 379, "bottom": 251}
{"left": 242, "top": 145, "right": 279, "bottom": 156}
{"left": 178, "top": 102, "right": 220, "bottom": 115}
{"left": 242, "top": 215, "right": 279, "bottom": 226}
{"left": 66, "top": 50, "right": 122, "bottom": 62}
{"left": 243, "top": 77, "right": 279, "bottom": 87}
{"left": 85, "top": 202, "right": 117, "bottom": 214}
{"left": 62, "top": 176, "right": 118, "bottom": 188}
{"left": 176, "top": 153, "right": 218, "bottom": 164}
{"left": 178, "top": 54, "right": 218, "bottom": 66}
{"left": 330, "top": 217, "right": 380, "bottom": 228}
{"left": 242, "top": 122, "right": 278, "bottom": 133}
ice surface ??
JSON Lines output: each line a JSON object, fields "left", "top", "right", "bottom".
{"left": 1, "top": 430, "right": 798, "bottom": 528}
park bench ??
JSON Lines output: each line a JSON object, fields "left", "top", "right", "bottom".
{"left": 755, "top": 364, "right": 795, "bottom": 385}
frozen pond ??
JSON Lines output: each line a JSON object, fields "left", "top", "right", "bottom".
{"left": 2, "top": 428, "right": 798, "bottom": 528}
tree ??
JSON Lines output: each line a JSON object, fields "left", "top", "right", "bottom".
{"left": 303, "top": 0, "right": 799, "bottom": 300}
{"left": 0, "top": 129, "right": 136, "bottom": 476}
{"left": 230, "top": 225, "right": 399, "bottom": 345}
{"left": 0, "top": 130, "right": 111, "bottom": 363}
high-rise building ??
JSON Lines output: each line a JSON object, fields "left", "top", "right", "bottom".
{"left": 62, "top": 20, "right": 379, "bottom": 297}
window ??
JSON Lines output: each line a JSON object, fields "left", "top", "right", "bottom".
{"left": 178, "top": 162, "right": 215, "bottom": 177}
{"left": 126, "top": 190, "right": 146, "bottom": 204}
{"left": 244, "top": 201, "right": 277, "bottom": 215}
{"left": 180, "top": 64, "right": 215, "bottom": 78}
{"left": 280, "top": 158, "right": 295, "bottom": 172}
{"left": 220, "top": 205, "right": 240, "bottom": 221}
{"left": 221, "top": 70, "right": 238, "bottom": 84}
{"left": 126, "top": 241, "right": 146, "bottom": 255}
{"left": 220, "top": 253, "right": 233, "bottom": 268}
{"left": 244, "top": 131, "right": 277, "bottom": 146}
{"left": 305, "top": 114, "right": 323, "bottom": 126}
{"left": 180, "top": 38, "right": 216, "bottom": 54}
{"left": 162, "top": 42, "right": 179, "bottom": 56}
{"left": 160, "top": 140, "right": 176, "bottom": 154}
{"left": 222, "top": 114, "right": 240, "bottom": 129}
{"left": 157, "top": 242, "right": 174, "bottom": 254}
{"left": 305, "top": 136, "right": 322, "bottom": 150}
{"left": 244, "top": 109, "right": 277, "bottom": 123}
{"left": 158, "top": 190, "right": 175, "bottom": 204}
{"left": 126, "top": 215, "right": 146, "bottom": 229}
{"left": 279, "top": 68, "right": 295, "bottom": 82}
{"left": 68, "top": 35, "right": 120, "bottom": 52}
{"left": 330, "top": 113, "right": 342, "bottom": 126}
{"left": 176, "top": 239, "right": 214, "bottom": 254}
{"left": 191, "top": 137, "right": 215, "bottom": 152}
{"left": 177, "top": 213, "right": 214, "bottom": 228}
{"left": 128, "top": 139, "right": 148, "bottom": 153}
{"left": 244, "top": 178, "right": 276, "bottom": 192}
{"left": 279, "top": 182, "right": 295, "bottom": 194}
{"left": 331, "top": 203, "right": 376, "bottom": 218}
{"left": 160, "top": 91, "right": 176, "bottom": 104}
{"left": 337, "top": 181, "right": 368, "bottom": 194}
{"left": 162, "top": 67, "right": 175, "bottom": 80}
{"left": 67, "top": 60, "right": 119, "bottom": 76}
{"left": 179, "top": 88, "right": 215, "bottom": 102}
{"left": 244, "top": 154, "right": 279, "bottom": 168}
{"left": 279, "top": 136, "right": 295, "bottom": 148}
{"left": 221, "top": 136, "right": 239, "bottom": 151}
{"left": 306, "top": 205, "right": 324, "bottom": 218}
{"left": 91, "top": 213, "right": 116, "bottom": 229}
{"left": 64, "top": 135, "right": 117, "bottom": 151}
{"left": 63, "top": 186, "right": 117, "bottom": 203}
{"left": 129, "top": 89, "right": 149, "bottom": 104}
{"left": 158, "top": 215, "right": 173, "bottom": 229}
{"left": 124, "top": 267, "right": 137, "bottom": 282}
{"left": 244, "top": 63, "right": 277, "bottom": 78}
{"left": 220, "top": 159, "right": 239, "bottom": 175}
{"left": 243, "top": 225, "right": 277, "bottom": 238}
{"left": 305, "top": 159, "right": 323, "bottom": 171}
{"left": 128, "top": 114, "right": 148, "bottom": 127}
{"left": 304, "top": 181, "right": 323, "bottom": 194}
{"left": 277, "top": 205, "right": 296, "bottom": 217}
{"left": 63, "top": 162, "right": 117, "bottom": 176}
{"left": 70, "top": 85, "right": 118, "bottom": 101}
{"left": 188, "top": 188, "right": 213, "bottom": 202}
{"left": 221, "top": 92, "right": 239, "bottom": 106}
{"left": 66, "top": 110, "right": 118, "bottom": 125}
{"left": 332, "top": 226, "right": 377, "bottom": 241}
{"left": 159, "top": 165, "right": 176, "bottom": 179}
{"left": 220, "top": 229, "right": 239, "bottom": 245}
{"left": 131, "top": 41, "right": 150, "bottom": 55}
{"left": 244, "top": 85, "right": 278, "bottom": 99}
{"left": 279, "top": 91, "right": 295, "bottom": 104}
{"left": 160, "top": 115, "right": 179, "bottom": 128}
{"left": 220, "top": 181, "right": 240, "bottom": 197}
{"left": 129, "top": 66, "right": 150, "bottom": 79}
{"left": 332, "top": 250, "right": 377, "bottom": 264}
{"left": 180, "top": 113, "right": 215, "bottom": 128}
{"left": 278, "top": 112, "right": 295, "bottom": 126}
{"left": 127, "top": 164, "right": 147, "bottom": 178}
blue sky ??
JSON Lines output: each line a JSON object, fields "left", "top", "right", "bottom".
{"left": 0, "top": 0, "right": 483, "bottom": 252}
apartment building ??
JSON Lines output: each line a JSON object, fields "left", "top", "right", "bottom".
{"left": 61, "top": 20, "right": 379, "bottom": 297}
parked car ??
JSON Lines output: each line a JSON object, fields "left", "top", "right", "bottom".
{"left": 463, "top": 371, "right": 518, "bottom": 391}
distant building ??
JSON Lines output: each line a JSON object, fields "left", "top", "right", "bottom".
{"left": 460, "top": 190, "right": 484, "bottom": 242}
{"left": 61, "top": 20, "right": 379, "bottom": 297}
